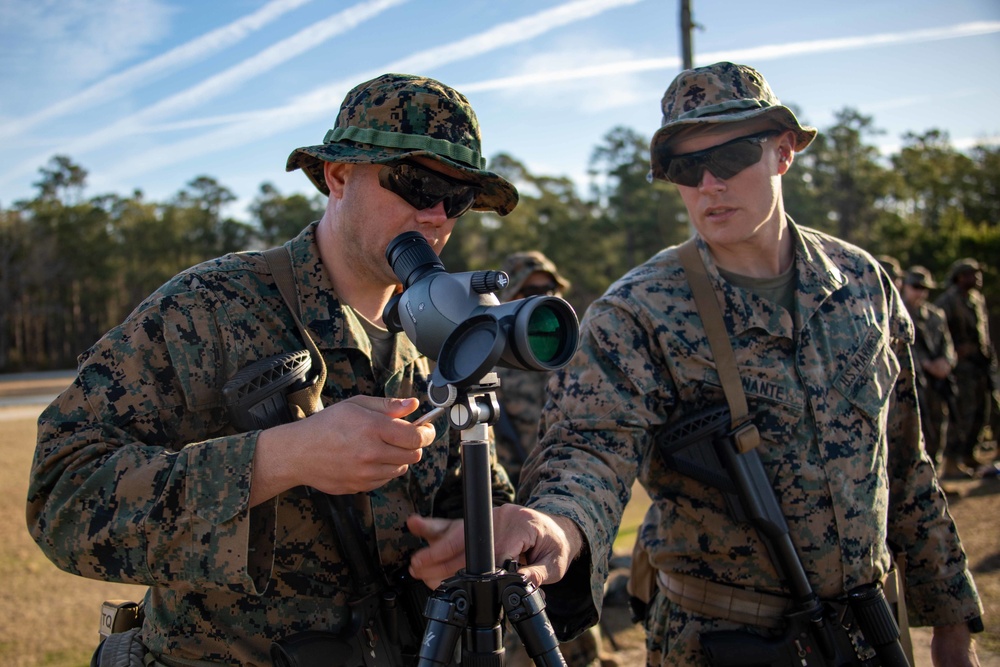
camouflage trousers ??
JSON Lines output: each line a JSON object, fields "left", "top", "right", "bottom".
{"left": 945, "top": 361, "right": 991, "bottom": 463}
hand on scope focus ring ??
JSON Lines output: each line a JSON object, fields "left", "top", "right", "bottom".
{"left": 251, "top": 396, "right": 436, "bottom": 505}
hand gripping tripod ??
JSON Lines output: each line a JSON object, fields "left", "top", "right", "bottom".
{"left": 417, "top": 372, "right": 567, "bottom": 667}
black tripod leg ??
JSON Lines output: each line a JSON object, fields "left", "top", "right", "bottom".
{"left": 419, "top": 590, "right": 468, "bottom": 667}
{"left": 501, "top": 574, "right": 567, "bottom": 667}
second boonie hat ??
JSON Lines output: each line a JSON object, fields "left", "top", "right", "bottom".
{"left": 650, "top": 61, "right": 817, "bottom": 181}
{"left": 904, "top": 266, "right": 938, "bottom": 289}
{"left": 499, "top": 251, "right": 570, "bottom": 302}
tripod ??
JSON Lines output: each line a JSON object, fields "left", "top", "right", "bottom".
{"left": 417, "top": 372, "right": 567, "bottom": 667}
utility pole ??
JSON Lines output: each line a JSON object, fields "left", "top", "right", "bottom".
{"left": 680, "top": 0, "right": 694, "bottom": 70}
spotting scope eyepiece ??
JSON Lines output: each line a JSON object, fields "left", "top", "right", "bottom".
{"left": 383, "top": 232, "right": 580, "bottom": 388}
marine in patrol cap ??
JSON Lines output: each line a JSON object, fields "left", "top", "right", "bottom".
{"left": 649, "top": 61, "right": 817, "bottom": 181}
{"left": 287, "top": 73, "right": 518, "bottom": 215}
{"left": 904, "top": 266, "right": 938, "bottom": 290}
{"left": 499, "top": 251, "right": 571, "bottom": 302}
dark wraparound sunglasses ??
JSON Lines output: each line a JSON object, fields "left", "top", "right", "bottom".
{"left": 378, "top": 161, "right": 480, "bottom": 219}
{"left": 657, "top": 131, "right": 780, "bottom": 187}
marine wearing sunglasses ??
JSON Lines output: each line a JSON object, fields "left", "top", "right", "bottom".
{"left": 655, "top": 130, "right": 781, "bottom": 187}
{"left": 378, "top": 160, "right": 481, "bottom": 219}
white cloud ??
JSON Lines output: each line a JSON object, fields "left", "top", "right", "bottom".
{"left": 95, "top": 0, "right": 647, "bottom": 184}
{"left": 461, "top": 47, "right": 670, "bottom": 114}
{"left": 0, "top": 0, "right": 318, "bottom": 139}
{"left": 0, "top": 0, "right": 172, "bottom": 99}
{"left": 1, "top": 0, "right": 406, "bottom": 178}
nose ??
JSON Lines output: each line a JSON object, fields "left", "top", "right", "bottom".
{"left": 697, "top": 168, "right": 727, "bottom": 191}
{"left": 415, "top": 199, "right": 450, "bottom": 224}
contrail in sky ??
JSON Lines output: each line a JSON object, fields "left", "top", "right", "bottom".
{"left": 454, "top": 21, "right": 1000, "bottom": 92}
{"left": 0, "top": 0, "right": 317, "bottom": 142}
{"left": 95, "top": 0, "right": 644, "bottom": 185}
{"left": 0, "top": 0, "right": 406, "bottom": 184}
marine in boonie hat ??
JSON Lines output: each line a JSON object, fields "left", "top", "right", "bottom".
{"left": 286, "top": 73, "right": 518, "bottom": 215}
{"left": 649, "top": 61, "right": 817, "bottom": 181}
{"left": 877, "top": 254, "right": 903, "bottom": 285}
{"left": 947, "top": 257, "right": 982, "bottom": 282}
{"left": 904, "top": 265, "right": 938, "bottom": 290}
{"left": 499, "top": 251, "right": 571, "bottom": 302}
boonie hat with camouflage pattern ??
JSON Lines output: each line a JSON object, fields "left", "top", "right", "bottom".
{"left": 649, "top": 61, "right": 817, "bottom": 181}
{"left": 499, "top": 250, "right": 571, "bottom": 302}
{"left": 947, "top": 257, "right": 983, "bottom": 282}
{"left": 904, "top": 266, "right": 938, "bottom": 289}
{"left": 287, "top": 73, "right": 518, "bottom": 215}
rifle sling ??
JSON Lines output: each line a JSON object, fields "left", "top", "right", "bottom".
{"left": 262, "top": 246, "right": 327, "bottom": 418}
{"left": 261, "top": 246, "right": 385, "bottom": 598}
{"left": 677, "top": 239, "right": 760, "bottom": 452}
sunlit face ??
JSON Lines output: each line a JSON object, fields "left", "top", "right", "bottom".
{"left": 668, "top": 121, "right": 792, "bottom": 252}
{"left": 902, "top": 282, "right": 929, "bottom": 308}
{"left": 328, "top": 157, "right": 464, "bottom": 288}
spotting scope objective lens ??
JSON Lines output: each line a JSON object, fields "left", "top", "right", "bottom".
{"left": 382, "top": 232, "right": 580, "bottom": 387}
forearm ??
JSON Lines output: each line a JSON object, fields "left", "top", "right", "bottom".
{"left": 931, "top": 623, "right": 981, "bottom": 667}
{"left": 29, "top": 386, "right": 263, "bottom": 590}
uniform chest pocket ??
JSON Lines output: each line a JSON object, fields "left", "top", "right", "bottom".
{"left": 832, "top": 326, "right": 900, "bottom": 420}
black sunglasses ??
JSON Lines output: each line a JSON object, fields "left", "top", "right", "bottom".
{"left": 657, "top": 131, "right": 780, "bottom": 187}
{"left": 518, "top": 282, "right": 559, "bottom": 298}
{"left": 378, "top": 160, "right": 480, "bottom": 219}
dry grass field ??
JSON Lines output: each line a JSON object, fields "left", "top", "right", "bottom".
{"left": 2, "top": 373, "right": 997, "bottom": 666}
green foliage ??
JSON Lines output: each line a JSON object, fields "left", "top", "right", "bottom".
{"left": 2, "top": 114, "right": 999, "bottom": 371}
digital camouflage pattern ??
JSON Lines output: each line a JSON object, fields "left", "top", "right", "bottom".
{"left": 494, "top": 366, "right": 605, "bottom": 667}
{"left": 518, "top": 219, "right": 982, "bottom": 663}
{"left": 495, "top": 368, "right": 550, "bottom": 487}
{"left": 286, "top": 73, "right": 518, "bottom": 215}
{"left": 649, "top": 61, "right": 816, "bottom": 181}
{"left": 27, "top": 222, "right": 514, "bottom": 666}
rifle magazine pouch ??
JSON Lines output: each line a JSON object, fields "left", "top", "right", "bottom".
{"left": 91, "top": 628, "right": 146, "bottom": 667}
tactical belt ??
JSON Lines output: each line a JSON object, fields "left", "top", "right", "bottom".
{"left": 656, "top": 571, "right": 791, "bottom": 629}
{"left": 657, "top": 569, "right": 901, "bottom": 632}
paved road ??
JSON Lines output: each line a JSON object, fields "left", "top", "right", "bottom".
{"left": 0, "top": 370, "right": 74, "bottom": 413}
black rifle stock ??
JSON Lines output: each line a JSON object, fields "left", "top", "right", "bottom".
{"left": 657, "top": 405, "right": 909, "bottom": 667}
{"left": 223, "top": 351, "right": 428, "bottom": 667}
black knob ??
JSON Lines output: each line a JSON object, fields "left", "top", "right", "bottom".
{"left": 470, "top": 270, "right": 509, "bottom": 295}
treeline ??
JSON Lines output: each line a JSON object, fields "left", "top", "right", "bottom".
{"left": 1, "top": 107, "right": 999, "bottom": 372}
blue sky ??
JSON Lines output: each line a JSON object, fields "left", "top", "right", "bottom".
{"left": 2, "top": 0, "right": 999, "bottom": 219}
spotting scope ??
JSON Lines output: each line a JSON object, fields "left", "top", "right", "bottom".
{"left": 382, "top": 232, "right": 579, "bottom": 389}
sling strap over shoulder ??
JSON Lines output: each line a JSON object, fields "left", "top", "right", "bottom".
{"left": 262, "top": 246, "right": 327, "bottom": 417}
{"left": 677, "top": 238, "right": 760, "bottom": 453}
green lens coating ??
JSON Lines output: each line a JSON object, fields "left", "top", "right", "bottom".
{"left": 527, "top": 306, "right": 562, "bottom": 362}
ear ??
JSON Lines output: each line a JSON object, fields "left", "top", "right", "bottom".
{"left": 324, "top": 161, "right": 350, "bottom": 199}
{"left": 775, "top": 131, "right": 795, "bottom": 175}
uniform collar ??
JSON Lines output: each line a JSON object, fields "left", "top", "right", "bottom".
{"left": 693, "top": 217, "right": 848, "bottom": 339}
{"left": 284, "top": 222, "right": 422, "bottom": 369}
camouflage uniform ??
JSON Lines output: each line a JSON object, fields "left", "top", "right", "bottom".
{"left": 519, "top": 222, "right": 982, "bottom": 665}
{"left": 934, "top": 260, "right": 995, "bottom": 468}
{"left": 28, "top": 72, "right": 517, "bottom": 667}
{"left": 494, "top": 252, "right": 604, "bottom": 667}
{"left": 903, "top": 267, "right": 956, "bottom": 463}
